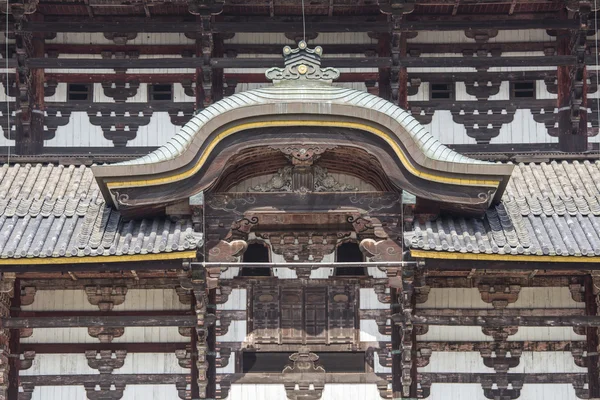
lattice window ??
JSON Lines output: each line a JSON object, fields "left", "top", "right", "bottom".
{"left": 148, "top": 84, "right": 173, "bottom": 101}
{"left": 67, "top": 83, "right": 92, "bottom": 101}
{"left": 430, "top": 83, "right": 454, "bottom": 99}
{"left": 511, "top": 81, "right": 535, "bottom": 99}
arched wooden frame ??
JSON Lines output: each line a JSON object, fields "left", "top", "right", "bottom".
{"left": 94, "top": 103, "right": 513, "bottom": 215}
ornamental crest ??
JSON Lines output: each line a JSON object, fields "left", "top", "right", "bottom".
{"left": 265, "top": 41, "right": 340, "bottom": 83}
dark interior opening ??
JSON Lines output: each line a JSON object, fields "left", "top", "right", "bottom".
{"left": 149, "top": 84, "right": 173, "bottom": 101}
{"left": 240, "top": 243, "right": 271, "bottom": 277}
{"left": 513, "top": 81, "right": 535, "bottom": 98}
{"left": 242, "top": 352, "right": 366, "bottom": 373}
{"left": 335, "top": 242, "right": 366, "bottom": 276}
{"left": 430, "top": 83, "right": 453, "bottom": 99}
{"left": 67, "top": 84, "right": 91, "bottom": 101}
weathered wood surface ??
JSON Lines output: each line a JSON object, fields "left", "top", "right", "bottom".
{"left": 405, "top": 314, "right": 600, "bottom": 327}
{"left": 20, "top": 374, "right": 187, "bottom": 386}
{"left": 418, "top": 341, "right": 584, "bottom": 352}
{"left": 0, "top": 315, "right": 196, "bottom": 329}
{"left": 419, "top": 372, "right": 586, "bottom": 384}
{"left": 21, "top": 343, "right": 186, "bottom": 354}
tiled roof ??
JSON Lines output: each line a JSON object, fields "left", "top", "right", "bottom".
{"left": 406, "top": 160, "right": 600, "bottom": 258}
{"left": 0, "top": 164, "right": 202, "bottom": 260}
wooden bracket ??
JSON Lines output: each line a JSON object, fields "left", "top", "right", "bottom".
{"left": 175, "top": 347, "right": 192, "bottom": 369}
{"left": 19, "top": 351, "right": 35, "bottom": 371}
{"left": 84, "top": 383, "right": 126, "bottom": 400}
{"left": 85, "top": 285, "right": 128, "bottom": 311}
{"left": 88, "top": 327, "right": 125, "bottom": 343}
{"left": 478, "top": 283, "right": 521, "bottom": 309}
{"left": 86, "top": 350, "right": 127, "bottom": 374}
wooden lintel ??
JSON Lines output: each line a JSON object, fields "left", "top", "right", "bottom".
{"left": 21, "top": 343, "right": 186, "bottom": 354}
{"left": 418, "top": 341, "right": 584, "bottom": 352}
{"left": 21, "top": 374, "right": 187, "bottom": 386}
{"left": 408, "top": 314, "right": 600, "bottom": 327}
{"left": 415, "top": 308, "right": 585, "bottom": 317}
{"left": 0, "top": 315, "right": 196, "bottom": 329}
{"left": 419, "top": 372, "right": 585, "bottom": 384}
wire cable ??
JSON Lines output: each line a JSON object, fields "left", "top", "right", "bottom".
{"left": 5, "top": 0, "right": 10, "bottom": 164}
{"left": 301, "top": 0, "right": 306, "bottom": 43}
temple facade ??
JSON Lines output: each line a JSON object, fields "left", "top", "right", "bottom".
{"left": 1, "top": 1, "right": 600, "bottom": 400}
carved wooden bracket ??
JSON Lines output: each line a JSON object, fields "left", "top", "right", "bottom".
{"left": 216, "top": 286, "right": 232, "bottom": 305}
{"left": 571, "top": 342, "right": 587, "bottom": 368}
{"left": 410, "top": 106, "right": 435, "bottom": 125}
{"left": 359, "top": 239, "right": 403, "bottom": 277}
{"left": 416, "top": 347, "right": 432, "bottom": 368}
{"left": 376, "top": 344, "right": 393, "bottom": 368}
{"left": 377, "top": 380, "right": 393, "bottom": 399}
{"left": 20, "top": 328, "right": 33, "bottom": 339}
{"left": 478, "top": 284, "right": 521, "bottom": 309}
{"left": 101, "top": 81, "right": 140, "bottom": 103}
{"left": 465, "top": 80, "right": 502, "bottom": 100}
{"left": 216, "top": 314, "right": 232, "bottom": 336}
{"left": 20, "top": 286, "right": 36, "bottom": 306}
{"left": 18, "top": 383, "right": 35, "bottom": 400}
{"left": 480, "top": 348, "right": 521, "bottom": 373}
{"left": 175, "top": 347, "right": 192, "bottom": 369}
{"left": 19, "top": 351, "right": 35, "bottom": 371}
{"left": 379, "top": 0, "right": 415, "bottom": 15}
{"left": 216, "top": 347, "right": 231, "bottom": 368}
{"left": 0, "top": 273, "right": 15, "bottom": 294}
{"left": 178, "top": 327, "right": 193, "bottom": 338}
{"left": 86, "top": 350, "right": 127, "bottom": 374}
{"left": 414, "top": 324, "right": 429, "bottom": 336}
{"left": 482, "top": 326, "right": 518, "bottom": 341}
{"left": 282, "top": 346, "right": 326, "bottom": 400}
{"left": 464, "top": 29, "right": 499, "bottom": 43}
{"left": 176, "top": 381, "right": 190, "bottom": 400}
{"left": 175, "top": 286, "right": 193, "bottom": 306}
{"left": 349, "top": 215, "right": 387, "bottom": 240}
{"left": 103, "top": 32, "right": 137, "bottom": 45}
{"left": 85, "top": 286, "right": 128, "bottom": 311}
{"left": 569, "top": 282, "right": 585, "bottom": 303}
{"left": 84, "top": 383, "right": 126, "bottom": 400}
{"left": 573, "top": 374, "right": 589, "bottom": 399}
{"left": 217, "top": 378, "right": 231, "bottom": 400}
{"left": 206, "top": 239, "right": 247, "bottom": 289}
{"left": 373, "top": 284, "right": 391, "bottom": 304}
{"left": 88, "top": 327, "right": 125, "bottom": 343}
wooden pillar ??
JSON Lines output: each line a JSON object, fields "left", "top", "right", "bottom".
{"left": 7, "top": 279, "right": 19, "bottom": 400}
{"left": 589, "top": 274, "right": 600, "bottom": 397}
{"left": 0, "top": 275, "right": 15, "bottom": 400}
{"left": 212, "top": 34, "right": 224, "bottom": 103}
{"left": 376, "top": 33, "right": 391, "bottom": 101}
{"left": 14, "top": 17, "right": 45, "bottom": 155}
{"left": 398, "top": 33, "right": 408, "bottom": 110}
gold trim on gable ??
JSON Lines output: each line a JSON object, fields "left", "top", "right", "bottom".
{"left": 0, "top": 251, "right": 197, "bottom": 265}
{"left": 107, "top": 119, "right": 501, "bottom": 190}
{"left": 411, "top": 249, "right": 600, "bottom": 263}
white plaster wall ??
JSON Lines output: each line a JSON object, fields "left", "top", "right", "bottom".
{"left": 360, "top": 320, "right": 390, "bottom": 342}
{"left": 225, "top": 384, "right": 287, "bottom": 399}
{"left": 30, "top": 386, "right": 86, "bottom": 400}
{"left": 217, "top": 289, "right": 247, "bottom": 311}
{"left": 426, "top": 383, "right": 580, "bottom": 400}
{"left": 48, "top": 33, "right": 195, "bottom": 46}
{"left": 22, "top": 289, "right": 188, "bottom": 312}
{"left": 217, "top": 320, "right": 247, "bottom": 343}
{"left": 419, "top": 352, "right": 494, "bottom": 373}
{"left": 21, "top": 327, "right": 188, "bottom": 344}
{"left": 322, "top": 384, "right": 382, "bottom": 400}
{"left": 359, "top": 288, "right": 389, "bottom": 310}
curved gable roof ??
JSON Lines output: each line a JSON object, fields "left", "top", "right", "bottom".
{"left": 93, "top": 42, "right": 513, "bottom": 216}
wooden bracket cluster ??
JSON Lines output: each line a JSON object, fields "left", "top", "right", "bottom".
{"left": 282, "top": 346, "right": 326, "bottom": 400}
{"left": 19, "top": 351, "right": 35, "bottom": 371}
{"left": 85, "top": 350, "right": 127, "bottom": 374}
{"left": 175, "top": 346, "right": 193, "bottom": 369}
{"left": 84, "top": 383, "right": 126, "bottom": 400}
{"left": 88, "top": 327, "right": 125, "bottom": 343}
{"left": 85, "top": 285, "right": 128, "bottom": 311}
{"left": 478, "top": 283, "right": 521, "bottom": 309}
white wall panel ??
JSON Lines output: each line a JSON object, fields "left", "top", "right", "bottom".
{"left": 374, "top": 352, "right": 392, "bottom": 373}
{"left": 217, "top": 320, "right": 247, "bottom": 342}
{"left": 360, "top": 288, "right": 389, "bottom": 310}
{"left": 226, "top": 384, "right": 287, "bottom": 399}
{"left": 127, "top": 112, "right": 181, "bottom": 147}
{"left": 48, "top": 32, "right": 195, "bottom": 46}
{"left": 418, "top": 352, "right": 493, "bottom": 373}
{"left": 514, "top": 352, "right": 585, "bottom": 373}
{"left": 45, "top": 111, "right": 111, "bottom": 147}
{"left": 426, "top": 384, "right": 484, "bottom": 400}
{"left": 408, "top": 30, "right": 554, "bottom": 44}
{"left": 217, "top": 352, "right": 235, "bottom": 374}
{"left": 20, "top": 354, "right": 96, "bottom": 376}
{"left": 22, "top": 327, "right": 188, "bottom": 344}
{"left": 537, "top": 80, "right": 557, "bottom": 99}
{"left": 116, "top": 353, "right": 187, "bottom": 374}
{"left": 45, "top": 82, "right": 67, "bottom": 102}
{"left": 30, "top": 386, "right": 86, "bottom": 400}
{"left": 174, "top": 83, "right": 196, "bottom": 102}
{"left": 519, "top": 384, "right": 580, "bottom": 399}
{"left": 122, "top": 385, "right": 180, "bottom": 400}
{"left": 509, "top": 327, "right": 586, "bottom": 341}
{"left": 360, "top": 320, "right": 390, "bottom": 342}
{"left": 22, "top": 289, "right": 188, "bottom": 311}
{"left": 488, "top": 81, "right": 510, "bottom": 101}
{"left": 418, "top": 288, "right": 492, "bottom": 309}
{"left": 507, "top": 287, "right": 584, "bottom": 309}
{"left": 408, "top": 82, "right": 429, "bottom": 101}
{"left": 218, "top": 289, "right": 247, "bottom": 311}
{"left": 321, "top": 384, "right": 382, "bottom": 400}
{"left": 420, "top": 326, "right": 492, "bottom": 342}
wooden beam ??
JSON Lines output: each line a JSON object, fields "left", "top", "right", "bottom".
{"left": 0, "top": 315, "right": 196, "bottom": 328}
{"left": 25, "top": 55, "right": 588, "bottom": 70}
{"left": 21, "top": 374, "right": 187, "bottom": 386}
{"left": 418, "top": 341, "right": 584, "bottom": 352}
{"left": 586, "top": 275, "right": 600, "bottom": 396}
{"left": 415, "top": 308, "right": 586, "bottom": 317}
{"left": 419, "top": 372, "right": 585, "bottom": 384}
{"left": 21, "top": 343, "right": 186, "bottom": 354}
{"left": 406, "top": 314, "right": 600, "bottom": 327}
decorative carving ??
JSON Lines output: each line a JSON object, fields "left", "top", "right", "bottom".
{"left": 270, "top": 145, "right": 336, "bottom": 166}
{"left": 101, "top": 81, "right": 140, "bottom": 103}
{"left": 251, "top": 167, "right": 293, "bottom": 192}
{"left": 19, "top": 351, "right": 35, "bottom": 371}
{"left": 266, "top": 41, "right": 340, "bottom": 83}
{"left": 349, "top": 192, "right": 401, "bottom": 213}
{"left": 216, "top": 347, "right": 231, "bottom": 368}
{"left": 416, "top": 347, "right": 432, "bottom": 368}
{"left": 464, "top": 80, "right": 502, "bottom": 100}
{"left": 359, "top": 239, "right": 403, "bottom": 277}
{"left": 482, "top": 326, "right": 518, "bottom": 341}
{"left": 569, "top": 282, "right": 585, "bottom": 302}
{"left": 103, "top": 32, "right": 138, "bottom": 45}
{"left": 282, "top": 346, "right": 326, "bottom": 400}
{"left": 378, "top": 0, "right": 415, "bottom": 15}
{"left": 464, "top": 29, "right": 499, "bottom": 43}
{"left": 314, "top": 166, "right": 357, "bottom": 192}
{"left": 88, "top": 327, "right": 125, "bottom": 343}
{"left": 175, "top": 347, "right": 192, "bottom": 369}
{"left": 216, "top": 285, "right": 232, "bottom": 305}
{"left": 373, "top": 284, "right": 391, "bottom": 304}
{"left": 84, "top": 383, "right": 126, "bottom": 400}
{"left": 19, "top": 328, "right": 33, "bottom": 339}
{"left": 86, "top": 350, "right": 127, "bottom": 374}
{"left": 176, "top": 381, "right": 190, "bottom": 400}
{"left": 205, "top": 194, "right": 257, "bottom": 216}
{"left": 175, "top": 286, "right": 193, "bottom": 305}
{"left": 178, "top": 327, "right": 193, "bottom": 337}
{"left": 85, "top": 286, "right": 128, "bottom": 311}
{"left": 188, "top": 0, "right": 224, "bottom": 15}
{"left": 20, "top": 286, "right": 36, "bottom": 306}
{"left": 480, "top": 348, "right": 521, "bottom": 373}
{"left": 18, "top": 383, "right": 35, "bottom": 400}
{"left": 478, "top": 284, "right": 521, "bottom": 309}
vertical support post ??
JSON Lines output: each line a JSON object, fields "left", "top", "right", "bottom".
{"left": 7, "top": 278, "right": 19, "bottom": 400}
{"left": 589, "top": 274, "right": 600, "bottom": 397}
{"left": 212, "top": 33, "right": 224, "bottom": 103}
{"left": 398, "top": 33, "right": 408, "bottom": 109}
{"left": 0, "top": 274, "right": 15, "bottom": 400}
{"left": 376, "top": 33, "right": 391, "bottom": 101}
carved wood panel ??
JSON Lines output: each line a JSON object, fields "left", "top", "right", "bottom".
{"left": 252, "top": 285, "right": 279, "bottom": 344}
{"left": 305, "top": 287, "right": 327, "bottom": 343}
{"left": 281, "top": 287, "right": 304, "bottom": 344}
{"left": 328, "top": 285, "right": 355, "bottom": 344}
